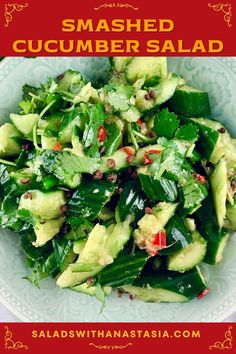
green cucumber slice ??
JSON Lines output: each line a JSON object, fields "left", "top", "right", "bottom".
{"left": 115, "top": 181, "right": 148, "bottom": 223}
{"left": 138, "top": 167, "right": 178, "bottom": 202}
{"left": 167, "top": 231, "right": 207, "bottom": 271}
{"left": 135, "top": 74, "right": 179, "bottom": 113}
{"left": 126, "top": 57, "right": 167, "bottom": 85}
{"left": 210, "top": 158, "right": 227, "bottom": 228}
{"left": 203, "top": 225, "right": 229, "bottom": 265}
{"left": 159, "top": 216, "right": 193, "bottom": 255}
{"left": 68, "top": 178, "right": 117, "bottom": 222}
{"left": 99, "top": 250, "right": 148, "bottom": 288}
{"left": 122, "top": 267, "right": 207, "bottom": 302}
{"left": 167, "top": 85, "right": 211, "bottom": 117}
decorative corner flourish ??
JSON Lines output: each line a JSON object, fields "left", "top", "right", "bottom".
{"left": 89, "top": 342, "right": 133, "bottom": 350}
{"left": 4, "top": 3, "right": 28, "bottom": 28}
{"left": 94, "top": 3, "right": 138, "bottom": 10}
{"left": 4, "top": 326, "right": 28, "bottom": 350}
{"left": 208, "top": 3, "right": 232, "bottom": 27}
{"left": 209, "top": 326, "right": 233, "bottom": 350}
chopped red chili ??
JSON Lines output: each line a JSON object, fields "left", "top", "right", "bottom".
{"left": 193, "top": 173, "right": 206, "bottom": 185}
{"left": 137, "top": 118, "right": 143, "bottom": 127}
{"left": 53, "top": 142, "right": 62, "bottom": 152}
{"left": 126, "top": 155, "right": 134, "bottom": 164}
{"left": 144, "top": 149, "right": 161, "bottom": 165}
{"left": 197, "top": 288, "right": 210, "bottom": 299}
{"left": 148, "top": 249, "right": 159, "bottom": 257}
{"left": 153, "top": 231, "right": 167, "bottom": 248}
{"left": 122, "top": 146, "right": 134, "bottom": 156}
{"left": 98, "top": 125, "right": 107, "bottom": 142}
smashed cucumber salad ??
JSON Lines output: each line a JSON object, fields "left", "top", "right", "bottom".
{"left": 0, "top": 57, "right": 236, "bottom": 304}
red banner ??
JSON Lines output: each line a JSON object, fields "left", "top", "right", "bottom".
{"left": 0, "top": 0, "right": 235, "bottom": 56}
{"left": 0, "top": 323, "right": 234, "bottom": 353}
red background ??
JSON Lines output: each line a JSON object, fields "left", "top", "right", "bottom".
{"left": 0, "top": 0, "right": 235, "bottom": 56}
{"left": 0, "top": 323, "right": 235, "bottom": 354}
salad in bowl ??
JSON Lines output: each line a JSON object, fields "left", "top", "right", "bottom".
{"left": 0, "top": 57, "right": 235, "bottom": 305}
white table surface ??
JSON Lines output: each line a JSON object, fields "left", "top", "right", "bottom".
{"left": 0, "top": 303, "right": 235, "bottom": 322}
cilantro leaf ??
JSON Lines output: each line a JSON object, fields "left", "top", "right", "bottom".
{"left": 18, "top": 209, "right": 35, "bottom": 226}
{"left": 41, "top": 150, "right": 100, "bottom": 188}
{"left": 19, "top": 100, "right": 33, "bottom": 114}
{"left": 175, "top": 123, "right": 199, "bottom": 142}
{"left": 83, "top": 103, "right": 106, "bottom": 157}
{"left": 0, "top": 164, "right": 13, "bottom": 196}
{"left": 105, "top": 83, "right": 134, "bottom": 112}
{"left": 107, "top": 91, "right": 130, "bottom": 112}
{"left": 154, "top": 108, "right": 180, "bottom": 139}
{"left": 180, "top": 177, "right": 208, "bottom": 214}
{"left": 149, "top": 148, "right": 184, "bottom": 181}
{"left": 24, "top": 253, "right": 59, "bottom": 288}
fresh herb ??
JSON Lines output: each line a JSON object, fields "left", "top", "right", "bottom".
{"left": 154, "top": 109, "right": 180, "bottom": 139}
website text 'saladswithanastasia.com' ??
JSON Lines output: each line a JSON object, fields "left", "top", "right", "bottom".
{"left": 32, "top": 329, "right": 201, "bottom": 339}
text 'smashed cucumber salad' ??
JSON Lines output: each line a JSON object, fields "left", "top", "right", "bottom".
{"left": 0, "top": 57, "right": 236, "bottom": 304}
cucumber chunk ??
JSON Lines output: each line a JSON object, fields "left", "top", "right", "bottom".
{"left": 159, "top": 216, "right": 192, "bottom": 255}
{"left": 0, "top": 123, "right": 22, "bottom": 158}
{"left": 203, "top": 226, "right": 229, "bottom": 265}
{"left": 122, "top": 267, "right": 208, "bottom": 302}
{"left": 138, "top": 167, "right": 178, "bottom": 202}
{"left": 33, "top": 217, "right": 64, "bottom": 247}
{"left": 100, "top": 146, "right": 136, "bottom": 173}
{"left": 126, "top": 57, "right": 167, "bottom": 85}
{"left": 68, "top": 179, "right": 117, "bottom": 221}
{"left": 57, "top": 69, "right": 86, "bottom": 93}
{"left": 135, "top": 74, "right": 179, "bottom": 112}
{"left": 210, "top": 158, "right": 227, "bottom": 228}
{"left": 10, "top": 113, "right": 38, "bottom": 137}
{"left": 224, "top": 203, "right": 236, "bottom": 230}
{"left": 180, "top": 116, "right": 220, "bottom": 161}
{"left": 167, "top": 231, "right": 207, "bottom": 271}
{"left": 115, "top": 181, "right": 147, "bottom": 223}
{"left": 99, "top": 250, "right": 148, "bottom": 288}
{"left": 120, "top": 106, "right": 140, "bottom": 122}
{"left": 57, "top": 220, "right": 132, "bottom": 288}
{"left": 167, "top": 85, "right": 211, "bottom": 117}
{"left": 19, "top": 190, "right": 66, "bottom": 220}
{"left": 110, "top": 57, "right": 132, "bottom": 73}
{"left": 134, "top": 144, "right": 164, "bottom": 164}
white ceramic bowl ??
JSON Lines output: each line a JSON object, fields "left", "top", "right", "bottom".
{"left": 0, "top": 57, "right": 236, "bottom": 322}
